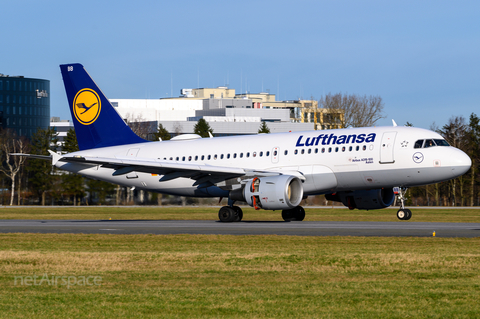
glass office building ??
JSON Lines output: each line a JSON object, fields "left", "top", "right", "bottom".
{"left": 0, "top": 74, "right": 50, "bottom": 138}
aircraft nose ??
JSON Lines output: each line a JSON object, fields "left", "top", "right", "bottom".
{"left": 450, "top": 148, "right": 472, "bottom": 178}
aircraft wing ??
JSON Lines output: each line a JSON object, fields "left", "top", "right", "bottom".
{"left": 59, "top": 155, "right": 290, "bottom": 188}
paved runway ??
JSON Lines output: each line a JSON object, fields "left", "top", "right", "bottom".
{"left": 0, "top": 219, "right": 479, "bottom": 237}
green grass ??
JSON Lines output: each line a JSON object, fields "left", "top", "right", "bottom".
{"left": 0, "top": 206, "right": 479, "bottom": 223}
{"left": 0, "top": 234, "right": 479, "bottom": 318}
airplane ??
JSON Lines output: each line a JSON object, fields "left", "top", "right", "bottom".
{"left": 17, "top": 63, "right": 472, "bottom": 222}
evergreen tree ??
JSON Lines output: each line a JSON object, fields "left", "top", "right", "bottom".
{"left": 151, "top": 123, "right": 171, "bottom": 141}
{"left": 193, "top": 118, "right": 214, "bottom": 138}
{"left": 62, "top": 128, "right": 79, "bottom": 153}
{"left": 258, "top": 121, "right": 271, "bottom": 134}
{"left": 467, "top": 113, "right": 480, "bottom": 206}
{"left": 28, "top": 128, "right": 58, "bottom": 205}
{"left": 86, "top": 178, "right": 116, "bottom": 205}
{"left": 62, "top": 129, "right": 85, "bottom": 205}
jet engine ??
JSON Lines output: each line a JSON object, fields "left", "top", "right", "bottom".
{"left": 229, "top": 175, "right": 303, "bottom": 210}
{"left": 326, "top": 188, "right": 395, "bottom": 210}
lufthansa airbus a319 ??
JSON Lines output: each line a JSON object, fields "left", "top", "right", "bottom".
{"left": 15, "top": 64, "right": 472, "bottom": 222}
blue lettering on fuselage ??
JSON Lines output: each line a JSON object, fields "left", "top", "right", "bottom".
{"left": 295, "top": 133, "right": 376, "bottom": 147}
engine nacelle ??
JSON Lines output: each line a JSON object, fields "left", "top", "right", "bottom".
{"left": 326, "top": 188, "right": 395, "bottom": 210}
{"left": 230, "top": 175, "right": 304, "bottom": 210}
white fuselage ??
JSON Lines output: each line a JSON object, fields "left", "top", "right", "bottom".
{"left": 55, "top": 126, "right": 471, "bottom": 197}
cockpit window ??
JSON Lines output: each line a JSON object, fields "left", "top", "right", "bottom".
{"left": 424, "top": 139, "right": 435, "bottom": 148}
{"left": 414, "top": 140, "right": 424, "bottom": 149}
{"left": 414, "top": 139, "right": 449, "bottom": 149}
{"left": 434, "top": 139, "right": 450, "bottom": 146}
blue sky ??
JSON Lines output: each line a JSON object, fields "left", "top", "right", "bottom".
{"left": 1, "top": 0, "right": 479, "bottom": 129}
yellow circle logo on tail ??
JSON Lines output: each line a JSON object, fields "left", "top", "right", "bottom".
{"left": 73, "top": 89, "right": 101, "bottom": 125}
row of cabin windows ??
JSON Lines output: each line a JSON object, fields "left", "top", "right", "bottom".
{"left": 165, "top": 151, "right": 272, "bottom": 162}
{"left": 162, "top": 144, "right": 369, "bottom": 162}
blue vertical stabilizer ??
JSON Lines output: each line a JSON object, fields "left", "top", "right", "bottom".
{"left": 60, "top": 63, "right": 148, "bottom": 150}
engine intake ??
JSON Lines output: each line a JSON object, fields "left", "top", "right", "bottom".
{"left": 230, "top": 175, "right": 303, "bottom": 210}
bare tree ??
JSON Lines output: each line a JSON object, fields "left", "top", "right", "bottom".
{"left": 0, "top": 131, "right": 30, "bottom": 206}
{"left": 124, "top": 113, "right": 155, "bottom": 140}
{"left": 320, "top": 93, "right": 386, "bottom": 128}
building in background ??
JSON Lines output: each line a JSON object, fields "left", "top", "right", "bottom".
{"left": 50, "top": 117, "right": 74, "bottom": 151}
{"left": 109, "top": 86, "right": 342, "bottom": 136}
{"left": 0, "top": 73, "right": 50, "bottom": 138}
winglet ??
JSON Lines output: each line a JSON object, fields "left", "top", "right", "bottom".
{"left": 60, "top": 64, "right": 148, "bottom": 150}
{"left": 48, "top": 150, "right": 62, "bottom": 166}
{"left": 392, "top": 119, "right": 398, "bottom": 127}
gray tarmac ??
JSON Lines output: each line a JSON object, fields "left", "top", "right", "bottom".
{"left": 0, "top": 219, "right": 479, "bottom": 237}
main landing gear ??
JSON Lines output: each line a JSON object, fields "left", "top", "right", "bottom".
{"left": 218, "top": 205, "right": 306, "bottom": 222}
{"left": 281, "top": 206, "right": 305, "bottom": 221}
{"left": 218, "top": 206, "right": 243, "bottom": 222}
{"left": 395, "top": 187, "right": 412, "bottom": 221}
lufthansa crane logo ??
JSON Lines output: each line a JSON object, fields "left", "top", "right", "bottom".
{"left": 73, "top": 89, "right": 101, "bottom": 125}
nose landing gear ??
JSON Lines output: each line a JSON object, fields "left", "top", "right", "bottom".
{"left": 395, "top": 187, "right": 412, "bottom": 221}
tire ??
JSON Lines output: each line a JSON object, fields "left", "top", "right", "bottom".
{"left": 282, "top": 206, "right": 305, "bottom": 221}
{"left": 397, "top": 209, "right": 406, "bottom": 220}
{"left": 295, "top": 206, "right": 305, "bottom": 221}
{"left": 404, "top": 209, "right": 412, "bottom": 220}
{"left": 232, "top": 206, "right": 243, "bottom": 222}
{"left": 282, "top": 208, "right": 296, "bottom": 221}
{"left": 218, "top": 206, "right": 236, "bottom": 222}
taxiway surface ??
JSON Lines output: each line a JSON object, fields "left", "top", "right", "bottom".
{"left": 0, "top": 220, "right": 479, "bottom": 237}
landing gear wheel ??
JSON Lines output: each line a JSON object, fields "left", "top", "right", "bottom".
{"left": 218, "top": 206, "right": 236, "bottom": 222}
{"left": 232, "top": 206, "right": 243, "bottom": 222}
{"left": 397, "top": 208, "right": 412, "bottom": 221}
{"left": 397, "top": 209, "right": 406, "bottom": 220}
{"left": 282, "top": 206, "right": 305, "bottom": 221}
{"left": 404, "top": 209, "right": 412, "bottom": 220}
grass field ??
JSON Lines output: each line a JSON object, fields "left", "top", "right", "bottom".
{"left": 0, "top": 207, "right": 479, "bottom": 317}
{"left": 0, "top": 205, "right": 480, "bottom": 223}
{"left": 0, "top": 234, "right": 479, "bottom": 318}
